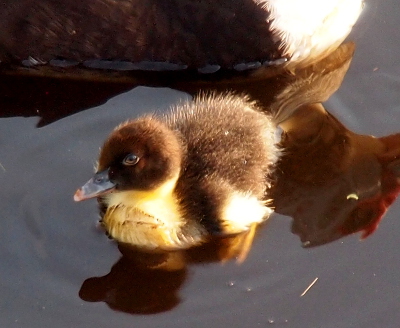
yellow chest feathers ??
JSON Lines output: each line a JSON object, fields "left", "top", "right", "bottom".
{"left": 100, "top": 176, "right": 272, "bottom": 251}
{"left": 101, "top": 176, "right": 195, "bottom": 250}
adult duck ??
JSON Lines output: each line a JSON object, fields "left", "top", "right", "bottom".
{"left": 0, "top": 0, "right": 363, "bottom": 72}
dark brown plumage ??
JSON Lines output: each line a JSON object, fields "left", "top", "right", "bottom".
{"left": 0, "top": 0, "right": 280, "bottom": 68}
{"left": 74, "top": 94, "right": 278, "bottom": 254}
{"left": 98, "top": 117, "right": 182, "bottom": 191}
{"left": 0, "top": 0, "right": 362, "bottom": 71}
{"left": 167, "top": 95, "right": 278, "bottom": 235}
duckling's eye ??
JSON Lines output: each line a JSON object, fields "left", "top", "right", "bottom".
{"left": 122, "top": 153, "right": 139, "bottom": 166}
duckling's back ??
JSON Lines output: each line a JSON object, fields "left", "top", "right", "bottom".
{"left": 165, "top": 94, "right": 278, "bottom": 235}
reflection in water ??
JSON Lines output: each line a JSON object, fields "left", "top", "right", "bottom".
{"left": 273, "top": 103, "right": 400, "bottom": 246}
{"left": 0, "top": 75, "right": 135, "bottom": 127}
{"left": 170, "top": 42, "right": 356, "bottom": 124}
{"left": 79, "top": 255, "right": 186, "bottom": 314}
{"left": 71, "top": 43, "right": 399, "bottom": 315}
{"left": 0, "top": 42, "right": 354, "bottom": 127}
{"left": 78, "top": 102, "right": 400, "bottom": 314}
{"left": 79, "top": 234, "right": 266, "bottom": 314}
{"left": 1, "top": 32, "right": 398, "bottom": 316}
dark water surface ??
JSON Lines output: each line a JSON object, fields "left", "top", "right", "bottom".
{"left": 1, "top": 1, "right": 400, "bottom": 327}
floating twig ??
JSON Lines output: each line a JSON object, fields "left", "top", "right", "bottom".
{"left": 300, "top": 277, "right": 318, "bottom": 297}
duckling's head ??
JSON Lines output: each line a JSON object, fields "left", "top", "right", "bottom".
{"left": 75, "top": 117, "right": 200, "bottom": 251}
{"left": 74, "top": 117, "right": 182, "bottom": 201}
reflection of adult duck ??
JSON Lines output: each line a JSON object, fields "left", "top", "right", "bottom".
{"left": 0, "top": 0, "right": 363, "bottom": 71}
{"left": 0, "top": 42, "right": 356, "bottom": 127}
{"left": 272, "top": 103, "right": 400, "bottom": 247}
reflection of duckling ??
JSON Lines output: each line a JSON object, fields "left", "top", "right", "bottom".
{"left": 75, "top": 94, "right": 278, "bottom": 260}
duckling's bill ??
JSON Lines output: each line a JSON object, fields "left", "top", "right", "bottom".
{"left": 74, "top": 169, "right": 116, "bottom": 201}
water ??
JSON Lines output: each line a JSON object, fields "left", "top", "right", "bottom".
{"left": 1, "top": 0, "right": 400, "bottom": 327}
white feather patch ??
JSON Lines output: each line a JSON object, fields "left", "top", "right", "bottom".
{"left": 221, "top": 191, "right": 272, "bottom": 234}
{"left": 254, "top": 0, "right": 363, "bottom": 61}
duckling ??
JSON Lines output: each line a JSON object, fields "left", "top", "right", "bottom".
{"left": 74, "top": 94, "right": 278, "bottom": 258}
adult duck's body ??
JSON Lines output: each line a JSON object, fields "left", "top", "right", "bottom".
{"left": 0, "top": 0, "right": 363, "bottom": 72}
